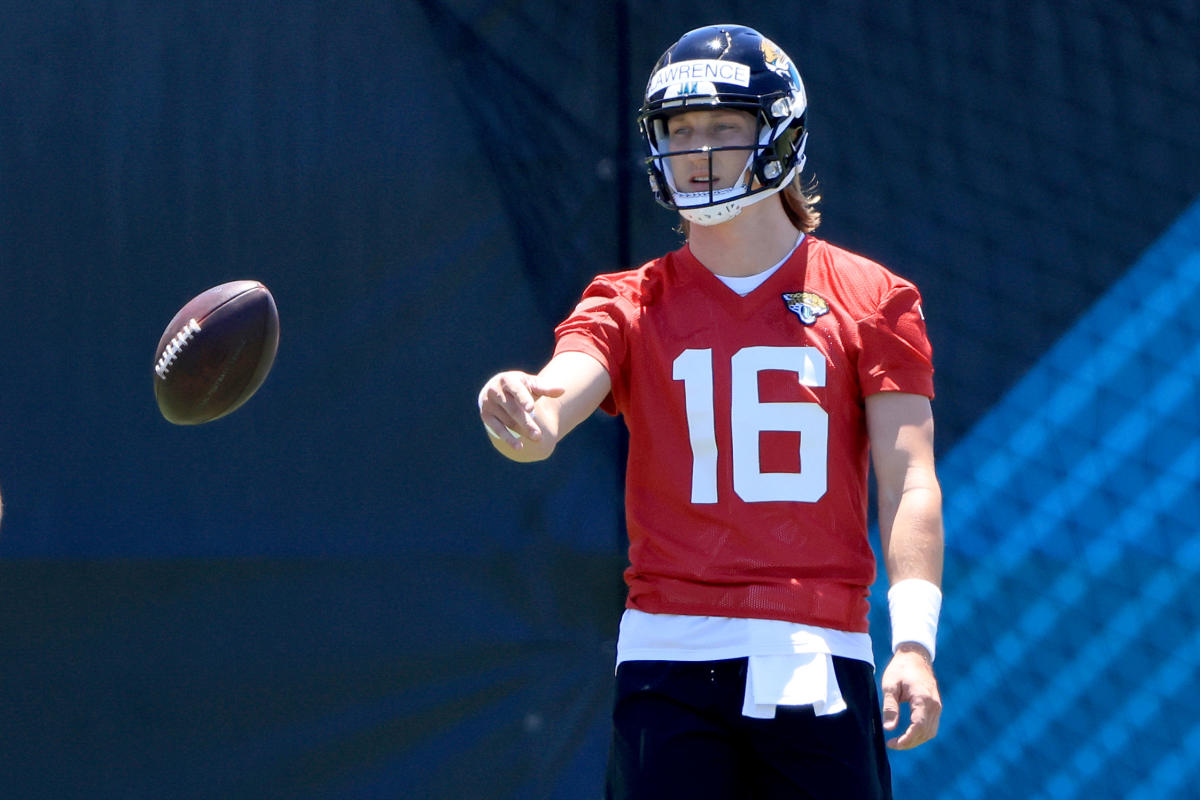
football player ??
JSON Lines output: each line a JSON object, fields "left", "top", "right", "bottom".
{"left": 478, "top": 24, "right": 943, "bottom": 800}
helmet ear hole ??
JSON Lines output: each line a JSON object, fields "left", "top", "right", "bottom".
{"left": 769, "top": 96, "right": 794, "bottom": 121}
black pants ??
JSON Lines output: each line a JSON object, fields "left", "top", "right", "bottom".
{"left": 606, "top": 657, "right": 892, "bottom": 800}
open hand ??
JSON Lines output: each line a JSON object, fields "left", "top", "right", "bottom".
{"left": 477, "top": 370, "right": 565, "bottom": 449}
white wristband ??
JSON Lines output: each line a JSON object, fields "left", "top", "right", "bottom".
{"left": 888, "top": 578, "right": 942, "bottom": 661}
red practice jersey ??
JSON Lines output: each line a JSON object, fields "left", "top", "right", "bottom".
{"left": 554, "top": 237, "right": 934, "bottom": 633}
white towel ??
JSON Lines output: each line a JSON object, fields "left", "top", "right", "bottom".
{"left": 742, "top": 652, "right": 847, "bottom": 719}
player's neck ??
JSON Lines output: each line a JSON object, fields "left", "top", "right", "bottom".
{"left": 686, "top": 200, "right": 802, "bottom": 278}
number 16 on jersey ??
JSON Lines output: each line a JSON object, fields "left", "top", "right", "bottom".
{"left": 673, "top": 346, "right": 829, "bottom": 504}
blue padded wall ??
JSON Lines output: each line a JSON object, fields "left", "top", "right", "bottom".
{"left": 878, "top": 199, "right": 1200, "bottom": 798}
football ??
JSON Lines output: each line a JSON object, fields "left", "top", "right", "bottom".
{"left": 153, "top": 280, "right": 280, "bottom": 425}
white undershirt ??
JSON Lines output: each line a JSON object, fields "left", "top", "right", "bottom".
{"left": 616, "top": 610, "right": 874, "bottom": 666}
{"left": 712, "top": 233, "right": 804, "bottom": 296}
{"left": 616, "top": 610, "right": 873, "bottom": 719}
{"left": 617, "top": 234, "right": 875, "bottom": 718}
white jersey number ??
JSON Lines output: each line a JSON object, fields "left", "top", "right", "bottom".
{"left": 673, "top": 346, "right": 828, "bottom": 504}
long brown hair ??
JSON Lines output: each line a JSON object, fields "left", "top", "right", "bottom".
{"left": 781, "top": 174, "right": 822, "bottom": 233}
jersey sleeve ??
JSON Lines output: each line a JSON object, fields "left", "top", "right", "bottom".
{"left": 856, "top": 283, "right": 935, "bottom": 398}
{"left": 553, "top": 274, "right": 635, "bottom": 416}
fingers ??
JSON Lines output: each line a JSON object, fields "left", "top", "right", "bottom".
{"left": 479, "top": 375, "right": 539, "bottom": 446}
{"left": 478, "top": 372, "right": 563, "bottom": 447}
{"left": 527, "top": 377, "right": 566, "bottom": 399}
{"left": 881, "top": 654, "right": 942, "bottom": 751}
{"left": 885, "top": 692, "right": 941, "bottom": 750}
{"left": 881, "top": 686, "right": 901, "bottom": 732}
{"left": 480, "top": 411, "right": 525, "bottom": 448}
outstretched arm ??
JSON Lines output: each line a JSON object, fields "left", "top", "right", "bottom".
{"left": 866, "top": 391, "right": 944, "bottom": 750}
{"left": 478, "top": 351, "right": 612, "bottom": 463}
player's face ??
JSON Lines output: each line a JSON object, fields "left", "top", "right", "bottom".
{"left": 663, "top": 109, "right": 758, "bottom": 192}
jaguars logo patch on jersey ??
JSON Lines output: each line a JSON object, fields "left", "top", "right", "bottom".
{"left": 782, "top": 291, "right": 830, "bottom": 325}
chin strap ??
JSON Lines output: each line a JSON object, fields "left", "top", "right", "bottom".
{"left": 677, "top": 163, "right": 798, "bottom": 226}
